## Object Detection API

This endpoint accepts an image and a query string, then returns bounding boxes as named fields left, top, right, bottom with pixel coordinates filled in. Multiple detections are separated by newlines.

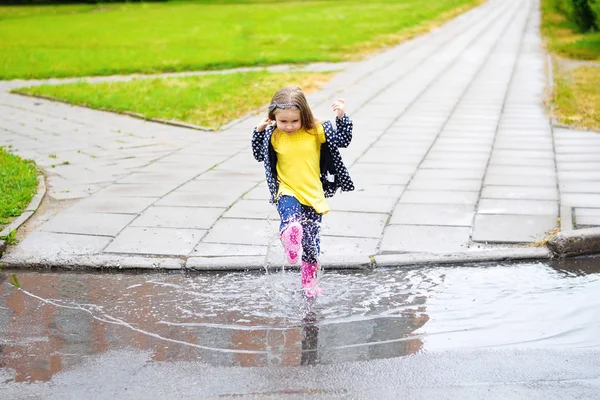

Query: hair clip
left=268, top=102, right=298, bottom=112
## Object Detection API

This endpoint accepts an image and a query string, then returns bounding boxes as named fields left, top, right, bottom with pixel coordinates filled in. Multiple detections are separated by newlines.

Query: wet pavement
left=1, top=259, right=600, bottom=398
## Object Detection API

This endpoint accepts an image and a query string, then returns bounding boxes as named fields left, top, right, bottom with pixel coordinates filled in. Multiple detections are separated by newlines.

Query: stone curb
left=547, top=227, right=600, bottom=258
left=0, top=247, right=556, bottom=271
left=0, top=174, right=46, bottom=255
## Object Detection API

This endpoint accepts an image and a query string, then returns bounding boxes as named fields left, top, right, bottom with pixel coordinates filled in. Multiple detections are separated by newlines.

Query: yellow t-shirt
left=271, top=124, right=329, bottom=214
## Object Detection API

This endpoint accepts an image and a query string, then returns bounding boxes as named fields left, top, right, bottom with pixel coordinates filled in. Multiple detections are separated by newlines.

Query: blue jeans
left=277, top=195, right=322, bottom=263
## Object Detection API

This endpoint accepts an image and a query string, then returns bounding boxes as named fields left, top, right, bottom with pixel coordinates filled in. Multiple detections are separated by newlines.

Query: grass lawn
left=553, top=66, right=600, bottom=130
left=0, top=0, right=483, bottom=79
left=541, top=0, right=600, bottom=131
left=16, top=71, right=335, bottom=129
left=0, top=147, right=38, bottom=235
left=541, top=0, right=600, bottom=60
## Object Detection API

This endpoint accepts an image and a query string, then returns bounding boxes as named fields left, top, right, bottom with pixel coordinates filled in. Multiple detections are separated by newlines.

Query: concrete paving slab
left=561, top=193, right=600, bottom=208
left=487, top=165, right=556, bottom=177
left=481, top=186, right=558, bottom=200
left=407, top=179, right=482, bottom=191
left=319, top=236, right=379, bottom=258
left=241, top=184, right=271, bottom=200
left=413, top=169, right=485, bottom=180
left=202, top=218, right=276, bottom=246
left=350, top=185, right=406, bottom=197
left=380, top=225, right=471, bottom=252
left=555, top=162, right=600, bottom=171
left=155, top=191, right=240, bottom=208
left=490, top=149, right=554, bottom=159
left=39, top=212, right=136, bottom=237
left=327, top=193, right=399, bottom=214
left=472, top=214, right=557, bottom=243
left=478, top=199, right=557, bottom=216
left=104, top=226, right=205, bottom=256
left=222, top=199, right=279, bottom=220
left=323, top=211, right=388, bottom=238
left=420, top=159, right=488, bottom=169
left=6, top=231, right=111, bottom=257
left=390, top=204, right=475, bottom=226
left=351, top=173, right=412, bottom=186
left=191, top=243, right=268, bottom=257
left=69, top=196, right=158, bottom=214
left=575, top=208, right=600, bottom=226
left=399, top=190, right=479, bottom=205
left=489, top=156, right=555, bottom=167
left=558, top=171, right=600, bottom=180
left=485, top=174, right=557, bottom=187
left=131, top=206, right=225, bottom=229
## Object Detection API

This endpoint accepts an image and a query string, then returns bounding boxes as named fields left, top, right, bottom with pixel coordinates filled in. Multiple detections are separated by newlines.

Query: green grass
left=0, top=147, right=38, bottom=232
left=541, top=0, right=600, bottom=60
left=0, top=0, right=482, bottom=79
left=16, top=71, right=335, bottom=129
left=541, top=0, right=600, bottom=131
left=553, top=65, right=600, bottom=130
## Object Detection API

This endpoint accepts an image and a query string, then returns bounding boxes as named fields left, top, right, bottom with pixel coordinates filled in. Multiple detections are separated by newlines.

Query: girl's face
left=274, top=108, right=302, bottom=134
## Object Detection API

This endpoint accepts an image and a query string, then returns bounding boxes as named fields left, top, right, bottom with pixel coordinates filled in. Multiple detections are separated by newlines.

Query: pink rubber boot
left=301, top=261, right=322, bottom=297
left=281, top=222, right=303, bottom=265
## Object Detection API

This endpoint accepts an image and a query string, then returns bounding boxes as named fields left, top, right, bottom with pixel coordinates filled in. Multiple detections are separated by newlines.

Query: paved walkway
left=1, top=0, right=599, bottom=269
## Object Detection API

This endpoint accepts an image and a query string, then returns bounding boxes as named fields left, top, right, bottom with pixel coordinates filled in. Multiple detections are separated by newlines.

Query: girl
left=251, top=86, right=354, bottom=296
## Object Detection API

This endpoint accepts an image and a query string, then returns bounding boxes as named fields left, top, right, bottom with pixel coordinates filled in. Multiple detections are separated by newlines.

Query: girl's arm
left=251, top=128, right=266, bottom=162
left=323, top=114, right=353, bottom=149
left=251, top=120, right=274, bottom=162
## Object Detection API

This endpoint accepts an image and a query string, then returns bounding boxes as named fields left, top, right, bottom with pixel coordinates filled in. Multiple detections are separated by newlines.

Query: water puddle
left=1, top=258, right=599, bottom=383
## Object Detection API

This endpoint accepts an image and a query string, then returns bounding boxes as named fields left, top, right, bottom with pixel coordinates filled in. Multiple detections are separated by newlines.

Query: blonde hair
left=268, top=86, right=316, bottom=131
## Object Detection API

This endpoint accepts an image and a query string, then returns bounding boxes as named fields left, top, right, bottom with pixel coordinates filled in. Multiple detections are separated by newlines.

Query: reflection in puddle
left=1, top=258, right=600, bottom=383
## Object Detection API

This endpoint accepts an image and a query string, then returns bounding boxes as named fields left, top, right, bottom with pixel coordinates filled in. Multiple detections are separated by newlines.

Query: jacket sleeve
left=251, top=128, right=266, bottom=162
left=323, top=114, right=353, bottom=149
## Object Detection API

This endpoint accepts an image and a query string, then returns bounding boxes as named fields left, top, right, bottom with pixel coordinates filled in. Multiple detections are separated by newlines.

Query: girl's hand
left=332, top=99, right=345, bottom=118
left=256, top=116, right=272, bottom=132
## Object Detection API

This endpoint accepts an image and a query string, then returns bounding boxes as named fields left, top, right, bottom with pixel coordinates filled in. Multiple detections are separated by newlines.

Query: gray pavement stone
left=70, top=196, right=158, bottom=214
left=556, top=162, right=600, bottom=171
left=6, top=231, right=111, bottom=257
left=95, top=183, right=179, bottom=198
left=407, top=179, right=482, bottom=191
left=472, top=214, right=557, bottom=243
left=327, top=193, right=399, bottom=214
left=399, top=190, right=479, bottom=205
left=320, top=236, right=379, bottom=258
left=202, top=218, right=276, bottom=246
left=413, top=169, right=486, bottom=180
left=104, top=226, right=205, bottom=256
left=561, top=193, right=600, bottom=208
left=485, top=174, right=557, bottom=187
left=478, top=199, right=557, bottom=216
left=222, top=199, right=279, bottom=220
left=131, top=206, right=225, bottom=229
left=191, top=243, right=268, bottom=257
left=39, top=212, right=136, bottom=237
left=489, top=155, right=555, bottom=167
left=575, top=208, right=600, bottom=226
left=487, top=165, right=556, bottom=177
left=481, top=186, right=558, bottom=200
left=351, top=173, right=411, bottom=186
left=558, top=171, right=600, bottom=180
left=380, top=225, right=471, bottom=252
left=323, top=211, right=388, bottom=238
left=155, top=191, right=239, bottom=208
left=390, top=204, right=475, bottom=226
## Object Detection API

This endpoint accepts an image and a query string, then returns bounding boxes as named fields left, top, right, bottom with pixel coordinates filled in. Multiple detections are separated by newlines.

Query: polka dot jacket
left=251, top=114, right=355, bottom=204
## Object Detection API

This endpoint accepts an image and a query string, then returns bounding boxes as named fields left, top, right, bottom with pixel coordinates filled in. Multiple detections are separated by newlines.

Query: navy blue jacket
left=251, top=115, right=355, bottom=204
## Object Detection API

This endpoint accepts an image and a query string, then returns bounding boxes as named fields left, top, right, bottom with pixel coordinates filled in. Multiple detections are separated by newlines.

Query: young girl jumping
left=251, top=86, right=354, bottom=296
